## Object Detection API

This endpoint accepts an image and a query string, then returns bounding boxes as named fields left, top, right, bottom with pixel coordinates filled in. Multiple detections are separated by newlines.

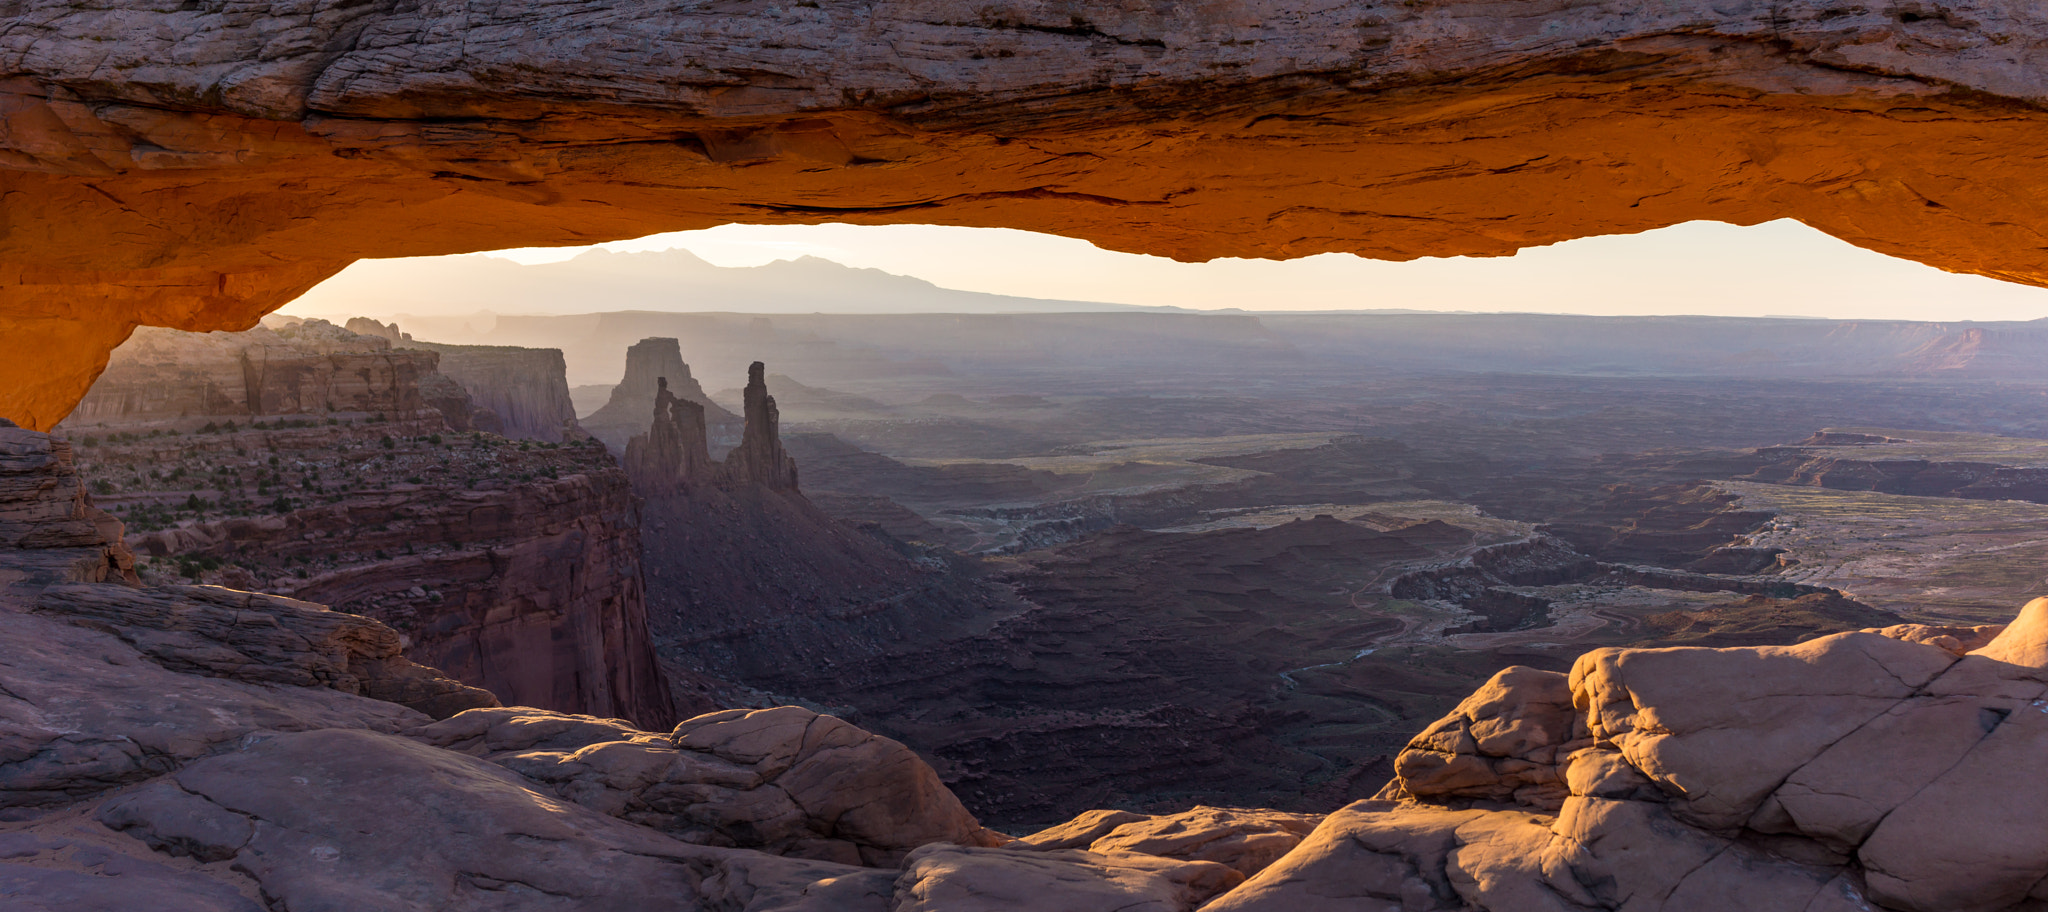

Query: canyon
left=55, top=319, right=675, bottom=729
left=10, top=0, right=2048, bottom=904
left=11, top=414, right=2048, bottom=910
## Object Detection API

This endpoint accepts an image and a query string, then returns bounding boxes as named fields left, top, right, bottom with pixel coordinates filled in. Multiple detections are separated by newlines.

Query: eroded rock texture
left=10, top=1, right=2048, bottom=425
left=1255, top=608, right=2048, bottom=912
left=29, top=582, right=499, bottom=719
left=0, top=428, right=134, bottom=597
left=66, top=321, right=437, bottom=425
left=15, top=414, right=2048, bottom=909
left=57, top=325, right=678, bottom=730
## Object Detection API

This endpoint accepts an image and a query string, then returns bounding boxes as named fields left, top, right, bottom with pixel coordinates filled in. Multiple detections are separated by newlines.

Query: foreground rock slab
left=418, top=704, right=1004, bottom=867
left=100, top=727, right=886, bottom=912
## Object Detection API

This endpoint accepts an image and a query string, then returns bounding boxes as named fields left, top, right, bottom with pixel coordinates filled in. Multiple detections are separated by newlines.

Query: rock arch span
left=6, top=0, right=2048, bottom=427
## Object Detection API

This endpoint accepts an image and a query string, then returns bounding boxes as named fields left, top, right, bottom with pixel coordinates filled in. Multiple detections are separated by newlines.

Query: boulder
left=412, top=704, right=1002, bottom=867
left=1969, top=596, right=2048, bottom=667
left=1572, top=632, right=1958, bottom=830
left=1201, top=801, right=1484, bottom=912
left=1392, top=665, right=1579, bottom=810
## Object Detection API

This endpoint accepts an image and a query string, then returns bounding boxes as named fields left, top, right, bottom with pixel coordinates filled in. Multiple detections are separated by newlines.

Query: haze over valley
left=51, top=244, right=2048, bottom=831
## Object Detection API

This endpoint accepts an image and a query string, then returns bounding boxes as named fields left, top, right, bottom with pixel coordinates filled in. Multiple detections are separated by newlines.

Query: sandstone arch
left=7, top=0, right=2048, bottom=428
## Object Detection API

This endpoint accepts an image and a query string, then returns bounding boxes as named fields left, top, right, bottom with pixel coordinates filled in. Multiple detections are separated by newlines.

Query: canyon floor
left=648, top=345, right=2048, bottom=828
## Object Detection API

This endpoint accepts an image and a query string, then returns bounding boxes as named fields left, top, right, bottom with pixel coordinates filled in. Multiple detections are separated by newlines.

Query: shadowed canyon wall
left=10, top=2, right=2048, bottom=425
left=60, top=321, right=677, bottom=729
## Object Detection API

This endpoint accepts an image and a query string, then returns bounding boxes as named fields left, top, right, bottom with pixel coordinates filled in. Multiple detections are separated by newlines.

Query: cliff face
left=108, top=430, right=679, bottom=729
left=0, top=427, right=136, bottom=598
left=584, top=338, right=742, bottom=454
left=66, top=321, right=440, bottom=425
left=134, top=470, right=676, bottom=728
left=64, top=323, right=679, bottom=729
left=404, top=340, right=586, bottom=443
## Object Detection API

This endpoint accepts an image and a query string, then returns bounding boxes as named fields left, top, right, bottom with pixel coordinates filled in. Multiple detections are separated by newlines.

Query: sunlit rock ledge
left=10, top=0, right=2048, bottom=425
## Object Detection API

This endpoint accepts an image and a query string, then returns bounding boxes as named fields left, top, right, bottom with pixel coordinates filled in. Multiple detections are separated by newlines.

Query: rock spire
left=624, top=376, right=713, bottom=493
left=625, top=361, right=798, bottom=496
left=718, top=362, right=800, bottom=492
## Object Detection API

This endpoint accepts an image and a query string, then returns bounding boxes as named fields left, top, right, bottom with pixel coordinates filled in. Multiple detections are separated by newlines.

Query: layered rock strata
left=15, top=2, right=2048, bottom=426
left=0, top=428, right=135, bottom=597
left=64, top=321, right=440, bottom=426
left=56, top=328, right=681, bottom=729
left=120, top=445, right=679, bottom=730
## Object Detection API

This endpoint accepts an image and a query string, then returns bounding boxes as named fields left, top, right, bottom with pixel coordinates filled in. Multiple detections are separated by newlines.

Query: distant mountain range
left=291, top=247, right=1195, bottom=317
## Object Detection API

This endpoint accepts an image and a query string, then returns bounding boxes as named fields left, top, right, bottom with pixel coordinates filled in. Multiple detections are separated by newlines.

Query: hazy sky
left=314, top=219, right=2048, bottom=321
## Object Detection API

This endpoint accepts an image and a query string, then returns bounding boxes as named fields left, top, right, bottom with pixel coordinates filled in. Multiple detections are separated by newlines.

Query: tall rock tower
left=624, top=376, right=713, bottom=492
left=717, top=361, right=799, bottom=492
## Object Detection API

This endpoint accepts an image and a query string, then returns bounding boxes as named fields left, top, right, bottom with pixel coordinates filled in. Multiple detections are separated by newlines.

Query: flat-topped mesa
left=399, top=338, right=586, bottom=443
left=583, top=339, right=739, bottom=453
left=718, top=361, right=800, bottom=493
left=62, top=320, right=443, bottom=428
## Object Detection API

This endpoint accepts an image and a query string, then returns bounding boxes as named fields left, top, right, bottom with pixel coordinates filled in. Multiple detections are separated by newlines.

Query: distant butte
left=13, top=3, right=2048, bottom=424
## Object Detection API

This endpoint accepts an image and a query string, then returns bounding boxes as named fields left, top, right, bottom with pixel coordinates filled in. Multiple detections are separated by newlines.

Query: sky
left=310, top=219, right=2048, bottom=321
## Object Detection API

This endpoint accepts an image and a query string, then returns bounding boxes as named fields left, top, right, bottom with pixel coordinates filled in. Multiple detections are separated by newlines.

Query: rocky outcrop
left=62, top=352, right=679, bottom=732
left=416, top=704, right=1005, bottom=867
left=1019, top=806, right=1322, bottom=880
left=1252, top=611, right=2048, bottom=912
left=625, top=376, right=716, bottom=492
left=30, top=582, right=499, bottom=720
left=402, top=338, right=587, bottom=443
left=0, top=428, right=135, bottom=597
left=585, top=338, right=740, bottom=453
left=894, top=844, right=1241, bottom=912
left=343, top=317, right=409, bottom=344
left=17, top=2, right=2048, bottom=427
left=132, top=464, right=679, bottom=730
left=720, top=361, right=801, bottom=492
left=90, top=727, right=905, bottom=912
